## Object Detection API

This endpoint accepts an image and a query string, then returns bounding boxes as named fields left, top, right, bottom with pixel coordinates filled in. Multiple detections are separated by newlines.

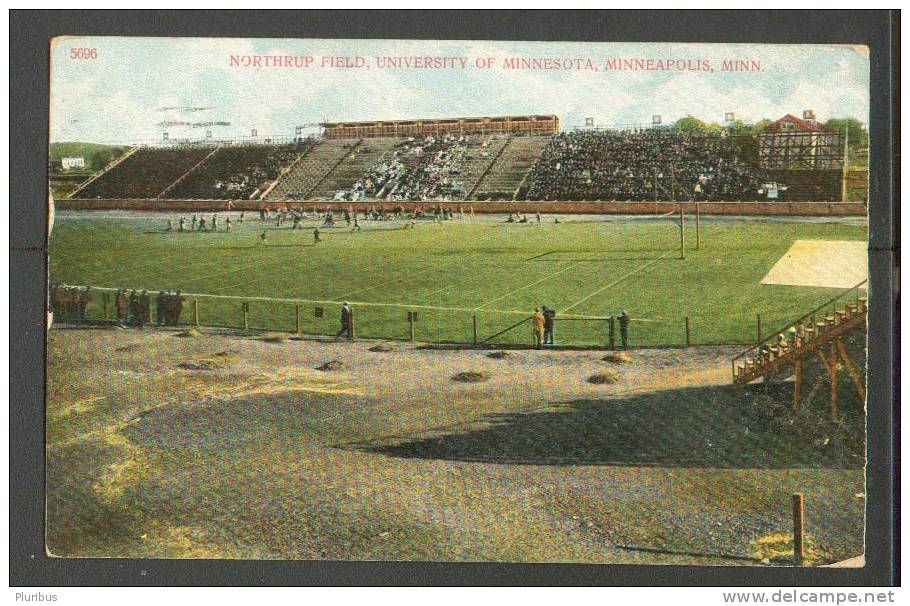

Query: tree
left=749, top=119, right=773, bottom=137
left=825, top=118, right=869, bottom=151
left=672, top=116, right=724, bottom=135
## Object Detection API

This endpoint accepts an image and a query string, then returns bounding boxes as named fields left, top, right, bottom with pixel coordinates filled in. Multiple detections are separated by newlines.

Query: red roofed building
left=767, top=111, right=833, bottom=133
left=760, top=110, right=843, bottom=169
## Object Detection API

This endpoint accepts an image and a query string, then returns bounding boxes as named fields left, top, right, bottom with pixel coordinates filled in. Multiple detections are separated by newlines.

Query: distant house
left=61, top=156, right=86, bottom=170
left=760, top=110, right=843, bottom=169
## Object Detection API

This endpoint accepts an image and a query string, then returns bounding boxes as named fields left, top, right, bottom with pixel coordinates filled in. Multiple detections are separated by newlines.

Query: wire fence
left=48, top=285, right=803, bottom=349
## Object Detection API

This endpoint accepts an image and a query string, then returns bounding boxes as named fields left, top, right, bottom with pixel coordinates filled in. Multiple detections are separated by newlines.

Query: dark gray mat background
left=10, top=9, right=897, bottom=586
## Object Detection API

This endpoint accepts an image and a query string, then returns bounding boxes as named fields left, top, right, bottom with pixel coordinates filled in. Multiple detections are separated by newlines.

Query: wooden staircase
left=732, top=280, right=867, bottom=419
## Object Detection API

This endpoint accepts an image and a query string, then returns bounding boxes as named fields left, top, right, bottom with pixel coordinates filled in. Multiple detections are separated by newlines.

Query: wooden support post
left=472, top=314, right=478, bottom=345
left=841, top=127, right=849, bottom=203
left=794, top=358, right=803, bottom=412
left=193, top=299, right=199, bottom=326
left=654, top=168, right=658, bottom=202
left=679, top=205, right=685, bottom=259
left=684, top=316, right=691, bottom=347
left=103, top=293, right=110, bottom=321
left=695, top=202, right=701, bottom=250
left=608, top=316, right=616, bottom=350
left=242, top=302, right=249, bottom=330
left=792, top=493, right=805, bottom=566
left=829, top=340, right=839, bottom=421
left=670, top=167, right=676, bottom=201
left=408, top=313, right=415, bottom=342
left=295, top=304, right=301, bottom=335
left=836, top=339, right=866, bottom=401
left=350, top=312, right=356, bottom=339
left=757, top=313, right=762, bottom=343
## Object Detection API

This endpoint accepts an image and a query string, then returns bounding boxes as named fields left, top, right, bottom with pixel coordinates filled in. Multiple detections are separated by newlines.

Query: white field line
left=559, top=251, right=675, bottom=313
left=329, top=265, right=440, bottom=300
left=58, top=223, right=273, bottom=287
left=86, top=285, right=613, bottom=320
left=473, top=261, right=585, bottom=310
left=208, top=243, right=387, bottom=294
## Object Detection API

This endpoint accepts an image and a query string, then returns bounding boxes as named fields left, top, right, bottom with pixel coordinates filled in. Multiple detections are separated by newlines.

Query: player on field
left=179, top=217, right=186, bottom=232
left=259, top=230, right=268, bottom=245
left=313, top=227, right=321, bottom=244
left=225, top=216, right=232, bottom=232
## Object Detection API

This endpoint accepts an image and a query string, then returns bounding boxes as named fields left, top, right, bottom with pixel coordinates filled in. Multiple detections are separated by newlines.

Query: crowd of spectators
left=524, top=130, right=767, bottom=201
left=333, top=134, right=499, bottom=202
left=210, top=146, right=300, bottom=200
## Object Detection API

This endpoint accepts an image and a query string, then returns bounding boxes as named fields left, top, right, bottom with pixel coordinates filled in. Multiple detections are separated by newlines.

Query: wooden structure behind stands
left=321, top=115, right=559, bottom=139
left=732, top=280, right=867, bottom=420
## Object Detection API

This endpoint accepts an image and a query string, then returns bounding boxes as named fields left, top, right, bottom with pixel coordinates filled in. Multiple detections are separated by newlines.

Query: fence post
left=472, top=314, right=478, bottom=345
left=679, top=205, right=686, bottom=260
left=608, top=316, right=616, bottom=350
left=193, top=299, right=199, bottom=326
left=350, top=312, right=356, bottom=339
left=103, top=293, right=110, bottom=321
left=685, top=316, right=691, bottom=347
left=695, top=202, right=701, bottom=250
left=242, top=302, right=249, bottom=330
left=792, top=493, right=805, bottom=566
left=295, top=304, right=301, bottom=335
left=408, top=312, right=415, bottom=342
left=756, top=313, right=762, bottom=343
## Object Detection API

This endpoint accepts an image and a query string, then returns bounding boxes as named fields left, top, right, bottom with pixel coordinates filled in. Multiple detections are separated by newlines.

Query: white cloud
left=49, top=38, right=869, bottom=143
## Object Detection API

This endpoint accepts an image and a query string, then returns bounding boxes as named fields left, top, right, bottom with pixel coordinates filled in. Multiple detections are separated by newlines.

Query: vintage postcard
left=46, top=37, right=869, bottom=566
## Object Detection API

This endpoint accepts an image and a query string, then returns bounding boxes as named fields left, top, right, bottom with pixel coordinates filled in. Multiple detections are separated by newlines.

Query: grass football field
left=49, top=212, right=868, bottom=347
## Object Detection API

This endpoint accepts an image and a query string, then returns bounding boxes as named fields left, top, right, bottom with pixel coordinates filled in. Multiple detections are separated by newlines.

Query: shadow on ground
left=350, top=384, right=863, bottom=470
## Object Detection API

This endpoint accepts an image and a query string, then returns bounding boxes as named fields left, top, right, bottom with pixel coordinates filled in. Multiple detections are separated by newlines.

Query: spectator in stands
left=525, top=129, right=765, bottom=202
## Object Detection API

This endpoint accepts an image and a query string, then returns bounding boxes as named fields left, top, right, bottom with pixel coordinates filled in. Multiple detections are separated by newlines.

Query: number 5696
left=69, top=47, right=97, bottom=60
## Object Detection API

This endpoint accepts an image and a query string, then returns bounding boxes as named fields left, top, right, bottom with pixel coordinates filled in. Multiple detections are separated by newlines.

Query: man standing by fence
left=337, top=302, right=353, bottom=340
left=532, top=308, right=545, bottom=349
left=543, top=305, right=556, bottom=345
left=619, top=310, right=631, bottom=349
left=115, top=289, right=128, bottom=325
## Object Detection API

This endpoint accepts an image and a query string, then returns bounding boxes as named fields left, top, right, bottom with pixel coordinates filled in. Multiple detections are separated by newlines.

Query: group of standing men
left=532, top=308, right=631, bottom=349
left=113, top=289, right=185, bottom=328
left=532, top=306, right=557, bottom=348
left=50, top=285, right=94, bottom=319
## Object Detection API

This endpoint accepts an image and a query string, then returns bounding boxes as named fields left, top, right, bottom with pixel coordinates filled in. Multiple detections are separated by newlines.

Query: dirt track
left=45, top=326, right=865, bottom=564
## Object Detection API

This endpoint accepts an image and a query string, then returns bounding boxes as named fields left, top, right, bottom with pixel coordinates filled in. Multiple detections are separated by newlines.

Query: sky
left=49, top=37, right=870, bottom=144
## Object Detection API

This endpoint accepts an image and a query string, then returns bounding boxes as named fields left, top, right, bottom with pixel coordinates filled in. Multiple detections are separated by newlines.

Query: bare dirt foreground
left=46, top=326, right=864, bottom=565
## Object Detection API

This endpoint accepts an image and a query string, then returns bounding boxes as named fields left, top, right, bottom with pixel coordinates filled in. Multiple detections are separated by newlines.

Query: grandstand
left=473, top=135, right=552, bottom=200
left=61, top=113, right=863, bottom=205
left=265, top=138, right=358, bottom=201
left=162, top=144, right=301, bottom=200
left=71, top=147, right=214, bottom=199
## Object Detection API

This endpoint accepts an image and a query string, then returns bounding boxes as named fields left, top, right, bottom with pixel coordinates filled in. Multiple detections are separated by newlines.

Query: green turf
left=49, top=213, right=868, bottom=346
